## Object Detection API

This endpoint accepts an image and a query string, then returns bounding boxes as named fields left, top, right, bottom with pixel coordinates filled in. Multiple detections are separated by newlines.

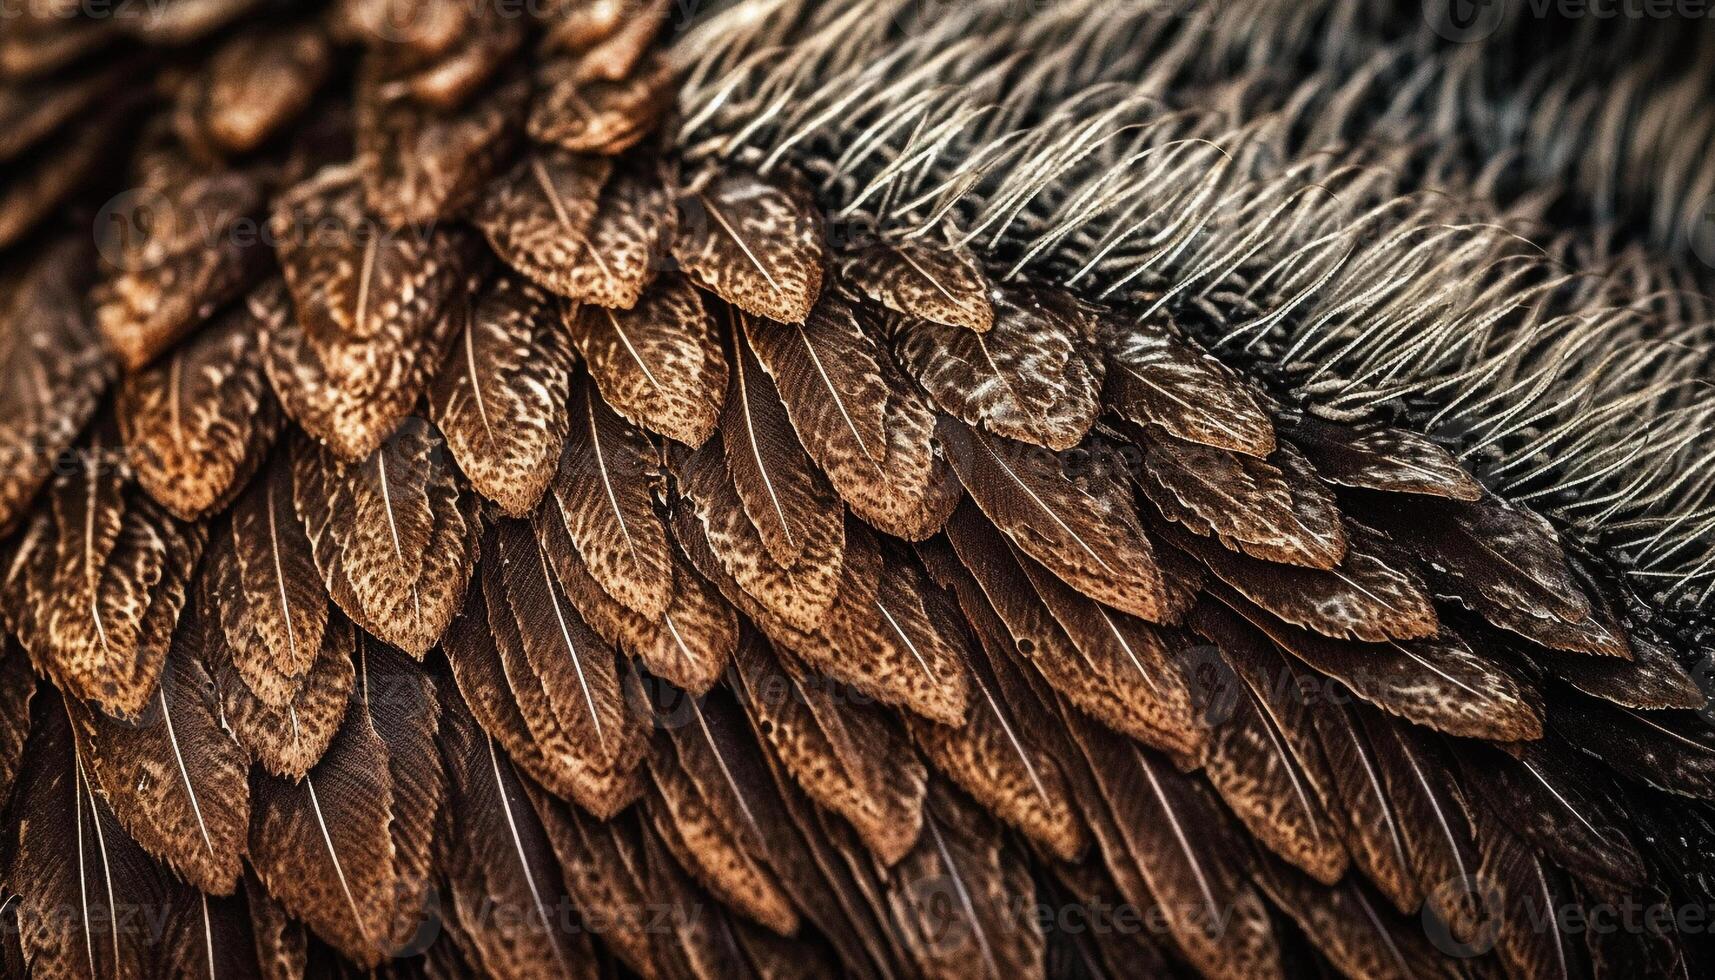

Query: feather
left=172, top=23, right=331, bottom=156
left=1186, top=602, right=1350, bottom=885
left=1456, top=739, right=1645, bottom=889
left=385, top=6, right=525, bottom=110
left=673, top=164, right=828, bottom=324
left=1539, top=627, right=1704, bottom=710
left=118, top=292, right=283, bottom=520
left=0, top=637, right=35, bottom=807
left=355, top=50, right=526, bottom=226
left=1281, top=413, right=1482, bottom=501
left=1212, top=584, right=1543, bottom=741
left=747, top=285, right=960, bottom=540
left=218, top=454, right=328, bottom=706
left=904, top=557, right=1087, bottom=861
left=266, top=167, right=484, bottom=459
left=528, top=50, right=673, bottom=156
left=438, top=688, right=598, bottom=980
left=674, top=412, right=844, bottom=634
left=292, top=419, right=479, bottom=658
left=720, top=312, right=845, bottom=569
left=896, top=284, right=1100, bottom=451
left=93, top=169, right=267, bottom=370
left=4, top=428, right=206, bottom=721
left=570, top=271, right=727, bottom=447
left=0, top=236, right=114, bottom=535
left=552, top=164, right=677, bottom=309
left=645, top=739, right=802, bottom=936
left=247, top=640, right=443, bottom=967
left=1165, top=520, right=1438, bottom=644
left=1135, top=428, right=1347, bottom=570
left=730, top=631, right=927, bottom=865
left=1464, top=796, right=1586, bottom=980
left=243, top=872, right=308, bottom=980
left=933, top=511, right=1201, bottom=760
left=1252, top=857, right=1459, bottom=980
left=474, top=148, right=612, bottom=300
left=1100, top=312, right=1275, bottom=457
left=1058, top=705, right=1284, bottom=980
left=429, top=274, right=574, bottom=517
left=843, top=239, right=994, bottom=333
left=939, top=418, right=1172, bottom=623
left=543, top=373, right=673, bottom=620
left=7, top=706, right=206, bottom=978
left=536, top=503, right=737, bottom=696
left=206, top=604, right=356, bottom=780
left=1551, top=697, right=1715, bottom=800
left=71, top=628, right=250, bottom=896
left=486, top=519, right=648, bottom=817
left=334, top=0, right=466, bottom=54
left=1370, top=492, right=1626, bottom=657
left=883, top=781, right=1046, bottom=980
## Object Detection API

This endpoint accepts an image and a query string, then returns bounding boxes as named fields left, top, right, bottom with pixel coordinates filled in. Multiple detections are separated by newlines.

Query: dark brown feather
left=117, top=292, right=282, bottom=520
left=172, top=24, right=330, bottom=157
left=474, top=148, right=613, bottom=299
left=292, top=420, right=478, bottom=657
left=528, top=51, right=674, bottom=156
left=429, top=274, right=574, bottom=517
left=897, top=284, right=1100, bottom=451
left=1252, top=857, right=1459, bottom=980
left=206, top=603, right=356, bottom=780
left=1551, top=697, right=1715, bottom=800
left=71, top=629, right=250, bottom=896
left=0, top=637, right=36, bottom=807
left=674, top=165, right=828, bottom=324
left=1281, top=413, right=1482, bottom=501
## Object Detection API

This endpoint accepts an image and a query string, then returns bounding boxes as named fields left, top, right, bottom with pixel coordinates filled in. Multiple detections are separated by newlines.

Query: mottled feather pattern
left=0, top=6, right=1709, bottom=980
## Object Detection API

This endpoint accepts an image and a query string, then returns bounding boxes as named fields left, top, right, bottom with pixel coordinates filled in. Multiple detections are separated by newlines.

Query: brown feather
left=730, top=632, right=927, bottom=865
left=3, top=429, right=205, bottom=721
left=843, top=239, right=994, bottom=333
left=429, top=273, right=574, bottom=517
left=474, top=148, right=613, bottom=299
left=266, top=166, right=484, bottom=459
left=570, top=271, right=727, bottom=446
left=93, top=168, right=267, bottom=370
left=1252, top=857, right=1459, bottom=980
left=0, top=236, right=114, bottom=536
left=0, top=637, right=36, bottom=807
left=552, top=164, right=677, bottom=310
left=218, top=455, right=328, bottom=706
left=355, top=49, right=525, bottom=226
left=1550, top=697, right=1715, bottom=800
left=243, top=871, right=308, bottom=980
left=747, top=285, right=960, bottom=540
left=940, top=417, right=1173, bottom=623
left=71, top=628, right=250, bottom=896
left=486, top=519, right=648, bottom=817
left=1100, top=312, right=1275, bottom=457
left=674, top=165, right=828, bottom=324
left=292, top=420, right=478, bottom=658
left=528, top=50, right=673, bottom=156
left=438, top=689, right=598, bottom=979
left=118, top=291, right=282, bottom=520
left=536, top=503, right=737, bottom=696
left=1282, top=413, right=1482, bottom=501
left=206, top=603, right=356, bottom=780
left=172, top=24, right=330, bottom=157
left=544, top=373, right=673, bottom=619
left=896, top=284, right=1100, bottom=450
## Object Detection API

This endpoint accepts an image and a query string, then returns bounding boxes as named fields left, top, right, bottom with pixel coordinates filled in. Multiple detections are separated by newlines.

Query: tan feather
left=292, top=420, right=478, bottom=657
left=118, top=292, right=282, bottom=520
left=843, top=239, right=994, bottom=333
left=674, top=165, right=828, bottom=324
left=430, top=274, right=575, bottom=517
left=206, top=604, right=356, bottom=780
left=570, top=271, right=726, bottom=446
left=896, top=284, right=1100, bottom=450
left=528, top=50, right=673, bottom=156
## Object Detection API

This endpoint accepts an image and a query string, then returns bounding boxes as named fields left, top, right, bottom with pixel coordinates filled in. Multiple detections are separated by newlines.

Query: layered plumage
left=0, top=1, right=1712, bottom=978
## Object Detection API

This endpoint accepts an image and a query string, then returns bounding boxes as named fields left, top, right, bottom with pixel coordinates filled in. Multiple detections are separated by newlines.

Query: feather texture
left=674, top=165, right=827, bottom=324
